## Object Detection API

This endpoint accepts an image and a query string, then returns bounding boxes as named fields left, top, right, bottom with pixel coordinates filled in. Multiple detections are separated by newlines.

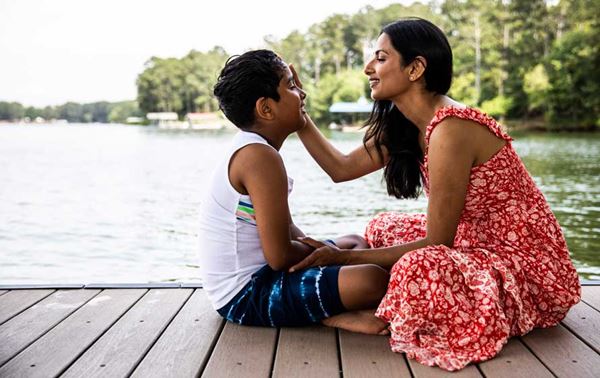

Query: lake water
left=1, top=124, right=598, bottom=283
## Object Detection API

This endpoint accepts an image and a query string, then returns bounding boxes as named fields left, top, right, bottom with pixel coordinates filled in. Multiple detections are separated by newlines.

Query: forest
left=1, top=0, right=597, bottom=130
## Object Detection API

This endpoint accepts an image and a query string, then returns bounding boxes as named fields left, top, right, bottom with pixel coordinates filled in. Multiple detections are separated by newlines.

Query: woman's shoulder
left=426, top=106, right=511, bottom=146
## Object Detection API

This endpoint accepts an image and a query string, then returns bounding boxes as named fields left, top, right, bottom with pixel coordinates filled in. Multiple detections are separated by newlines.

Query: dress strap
left=425, top=106, right=513, bottom=147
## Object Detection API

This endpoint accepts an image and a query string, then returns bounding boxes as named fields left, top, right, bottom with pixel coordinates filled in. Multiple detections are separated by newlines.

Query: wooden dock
left=0, top=283, right=598, bottom=377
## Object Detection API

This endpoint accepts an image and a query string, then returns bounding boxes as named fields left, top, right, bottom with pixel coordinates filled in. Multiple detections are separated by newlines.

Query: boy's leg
left=322, top=310, right=388, bottom=335
left=333, top=234, right=369, bottom=249
left=320, top=264, right=389, bottom=335
left=338, top=264, right=388, bottom=310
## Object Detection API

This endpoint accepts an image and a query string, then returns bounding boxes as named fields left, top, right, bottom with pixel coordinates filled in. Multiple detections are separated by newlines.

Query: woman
left=291, top=18, right=581, bottom=371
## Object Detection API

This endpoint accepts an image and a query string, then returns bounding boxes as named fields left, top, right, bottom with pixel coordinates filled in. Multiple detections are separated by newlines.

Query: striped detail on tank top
left=236, top=200, right=256, bottom=225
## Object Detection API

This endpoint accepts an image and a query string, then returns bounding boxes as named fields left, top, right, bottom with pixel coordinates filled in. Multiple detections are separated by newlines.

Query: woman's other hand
left=289, top=237, right=349, bottom=272
left=289, top=64, right=303, bottom=89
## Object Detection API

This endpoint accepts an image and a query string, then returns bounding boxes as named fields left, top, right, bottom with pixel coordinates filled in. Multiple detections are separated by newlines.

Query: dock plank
left=408, top=358, right=482, bottom=377
left=272, top=326, right=339, bottom=377
left=202, top=323, right=277, bottom=378
left=521, top=324, right=600, bottom=378
left=0, top=289, right=55, bottom=325
left=132, top=290, right=224, bottom=378
left=561, top=300, right=600, bottom=353
left=0, top=289, right=98, bottom=366
left=339, top=330, right=411, bottom=378
left=478, top=338, right=552, bottom=377
left=60, top=289, right=192, bottom=378
left=0, top=286, right=597, bottom=377
left=581, top=286, right=600, bottom=312
left=0, top=289, right=146, bottom=378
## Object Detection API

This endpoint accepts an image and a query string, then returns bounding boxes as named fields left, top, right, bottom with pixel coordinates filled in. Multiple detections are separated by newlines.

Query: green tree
left=523, top=64, right=550, bottom=115
left=504, top=0, right=552, bottom=117
left=0, top=102, right=24, bottom=120
left=545, top=23, right=599, bottom=129
left=305, top=69, right=367, bottom=123
left=108, top=101, right=141, bottom=123
left=136, top=57, right=185, bottom=115
left=136, top=47, right=228, bottom=117
left=57, top=102, right=84, bottom=122
left=265, top=31, right=311, bottom=76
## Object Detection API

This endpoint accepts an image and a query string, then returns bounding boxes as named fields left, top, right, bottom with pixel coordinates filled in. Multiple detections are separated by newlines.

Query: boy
left=199, top=50, right=388, bottom=333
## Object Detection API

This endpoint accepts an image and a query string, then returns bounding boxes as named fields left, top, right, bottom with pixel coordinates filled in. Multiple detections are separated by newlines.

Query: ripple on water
left=0, top=126, right=598, bottom=282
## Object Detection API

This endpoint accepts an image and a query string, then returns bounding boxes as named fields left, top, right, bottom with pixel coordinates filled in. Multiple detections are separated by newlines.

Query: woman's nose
left=364, top=58, right=374, bottom=75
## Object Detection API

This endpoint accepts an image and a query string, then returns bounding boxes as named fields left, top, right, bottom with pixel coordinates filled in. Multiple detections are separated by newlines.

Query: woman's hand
left=289, top=237, right=349, bottom=272
left=289, top=64, right=303, bottom=89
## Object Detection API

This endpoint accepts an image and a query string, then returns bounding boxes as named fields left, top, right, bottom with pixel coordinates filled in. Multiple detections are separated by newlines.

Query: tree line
left=135, top=0, right=598, bottom=130
left=2, top=0, right=597, bottom=129
left=0, top=100, right=141, bottom=123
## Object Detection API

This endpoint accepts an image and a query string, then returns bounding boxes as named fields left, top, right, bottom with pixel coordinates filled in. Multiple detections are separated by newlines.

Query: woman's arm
left=231, top=144, right=314, bottom=271
left=290, top=65, right=387, bottom=182
left=291, top=118, right=475, bottom=271
left=297, top=116, right=387, bottom=182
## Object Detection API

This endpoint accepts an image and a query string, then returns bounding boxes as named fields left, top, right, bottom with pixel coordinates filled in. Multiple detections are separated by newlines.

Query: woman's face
left=364, top=33, right=411, bottom=101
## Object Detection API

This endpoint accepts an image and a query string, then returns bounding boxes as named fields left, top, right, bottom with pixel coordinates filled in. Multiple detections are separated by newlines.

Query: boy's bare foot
left=322, top=310, right=389, bottom=335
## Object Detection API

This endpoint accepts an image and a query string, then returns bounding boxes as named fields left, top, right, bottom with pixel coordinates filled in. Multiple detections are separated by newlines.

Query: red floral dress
left=366, top=106, right=581, bottom=371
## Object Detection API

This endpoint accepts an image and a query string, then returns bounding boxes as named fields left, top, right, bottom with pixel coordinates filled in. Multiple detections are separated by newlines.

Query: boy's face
left=272, top=64, right=307, bottom=132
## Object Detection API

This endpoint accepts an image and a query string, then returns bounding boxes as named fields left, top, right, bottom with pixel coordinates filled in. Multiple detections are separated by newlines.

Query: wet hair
left=364, top=17, right=453, bottom=199
left=213, top=49, right=287, bottom=129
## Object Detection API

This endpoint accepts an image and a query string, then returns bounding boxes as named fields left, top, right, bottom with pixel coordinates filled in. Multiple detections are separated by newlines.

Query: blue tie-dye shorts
left=217, top=264, right=345, bottom=327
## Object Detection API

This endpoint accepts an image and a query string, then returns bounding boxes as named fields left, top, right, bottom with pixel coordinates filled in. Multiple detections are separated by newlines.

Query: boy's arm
left=290, top=222, right=305, bottom=239
left=231, top=144, right=313, bottom=271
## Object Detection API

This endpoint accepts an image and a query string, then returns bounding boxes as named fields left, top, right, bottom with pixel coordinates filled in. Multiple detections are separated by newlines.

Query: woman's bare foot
left=322, top=309, right=389, bottom=335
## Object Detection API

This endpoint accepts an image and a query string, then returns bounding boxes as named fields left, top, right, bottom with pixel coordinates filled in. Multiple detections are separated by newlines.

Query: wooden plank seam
left=0, top=290, right=56, bottom=327
left=127, top=288, right=197, bottom=375
left=52, top=289, right=150, bottom=377
left=517, top=335, right=560, bottom=376
left=560, top=302, right=600, bottom=354
left=0, top=289, right=101, bottom=370
left=122, top=289, right=195, bottom=377
left=199, top=313, right=227, bottom=374
left=267, top=327, right=281, bottom=377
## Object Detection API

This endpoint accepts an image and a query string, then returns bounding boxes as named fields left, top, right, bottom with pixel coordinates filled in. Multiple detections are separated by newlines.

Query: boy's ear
left=255, top=97, right=274, bottom=120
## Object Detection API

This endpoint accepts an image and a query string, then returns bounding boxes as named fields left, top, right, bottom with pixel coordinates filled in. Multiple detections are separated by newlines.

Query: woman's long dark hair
left=364, top=18, right=453, bottom=199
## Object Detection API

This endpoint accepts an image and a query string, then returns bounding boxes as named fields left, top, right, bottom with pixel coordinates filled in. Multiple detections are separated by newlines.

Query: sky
left=0, top=0, right=410, bottom=107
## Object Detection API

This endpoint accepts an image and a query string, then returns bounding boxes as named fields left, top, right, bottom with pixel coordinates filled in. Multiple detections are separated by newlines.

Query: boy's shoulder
left=232, top=142, right=284, bottom=171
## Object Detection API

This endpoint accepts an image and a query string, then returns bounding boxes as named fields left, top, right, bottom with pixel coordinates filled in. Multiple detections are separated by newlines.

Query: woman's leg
left=365, top=212, right=427, bottom=248
left=321, top=264, right=389, bottom=335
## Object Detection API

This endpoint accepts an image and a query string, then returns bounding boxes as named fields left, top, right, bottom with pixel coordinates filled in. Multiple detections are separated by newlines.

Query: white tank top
left=198, top=131, right=293, bottom=309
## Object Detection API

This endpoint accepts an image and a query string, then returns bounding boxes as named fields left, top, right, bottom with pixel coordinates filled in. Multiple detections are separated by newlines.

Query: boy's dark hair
left=213, top=49, right=286, bottom=129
